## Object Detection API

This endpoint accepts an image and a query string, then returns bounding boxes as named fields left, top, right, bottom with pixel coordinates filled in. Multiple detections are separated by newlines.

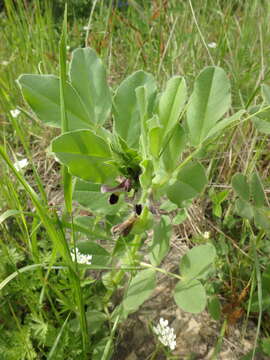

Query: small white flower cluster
left=153, top=317, right=176, bottom=351
left=208, top=42, right=217, bottom=48
left=14, top=158, right=28, bottom=171
left=70, top=247, right=92, bottom=265
left=10, top=109, right=21, bottom=118
left=203, top=231, right=210, bottom=239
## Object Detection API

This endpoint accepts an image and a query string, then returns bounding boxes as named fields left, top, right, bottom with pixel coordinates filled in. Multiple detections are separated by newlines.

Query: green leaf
left=136, top=85, right=157, bottom=157
left=250, top=98, right=270, bottom=134
left=76, top=241, right=111, bottom=266
left=172, top=210, right=187, bottom=225
left=235, top=198, right=254, bottom=220
left=110, top=135, right=141, bottom=178
left=251, top=172, right=266, bottom=207
left=254, top=208, right=270, bottom=231
left=131, top=207, right=153, bottom=235
left=86, top=310, right=107, bottom=335
left=113, top=70, right=156, bottom=149
left=92, top=337, right=113, bottom=360
left=159, top=199, right=178, bottom=212
left=231, top=173, right=250, bottom=202
left=149, top=216, right=172, bottom=266
left=139, top=159, right=153, bottom=189
left=69, top=48, right=111, bottom=126
left=73, top=216, right=109, bottom=240
left=158, top=76, right=187, bottom=139
left=186, top=66, right=231, bottom=146
left=51, top=129, right=117, bottom=183
left=205, top=110, right=245, bottom=140
left=122, top=269, right=156, bottom=316
left=210, top=189, right=229, bottom=218
left=252, top=117, right=270, bottom=134
left=174, top=279, right=207, bottom=313
left=47, top=313, right=70, bottom=360
left=180, top=243, right=216, bottom=281
left=213, top=203, right=222, bottom=218
left=167, top=161, right=207, bottom=207
left=211, top=189, right=229, bottom=204
left=17, top=74, right=92, bottom=130
left=0, top=264, right=43, bottom=291
left=0, top=209, right=20, bottom=224
left=147, top=115, right=162, bottom=158
left=161, top=124, right=186, bottom=173
left=73, top=180, right=127, bottom=215
left=111, top=236, right=128, bottom=258
left=208, top=296, right=221, bottom=321
left=262, top=337, right=270, bottom=356
left=262, top=83, right=270, bottom=104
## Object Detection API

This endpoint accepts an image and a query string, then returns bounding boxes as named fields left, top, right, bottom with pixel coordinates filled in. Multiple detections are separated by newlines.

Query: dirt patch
left=113, top=242, right=269, bottom=360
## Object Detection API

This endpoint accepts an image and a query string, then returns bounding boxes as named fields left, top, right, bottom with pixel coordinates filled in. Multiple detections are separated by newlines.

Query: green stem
left=246, top=222, right=262, bottom=360
left=156, top=146, right=202, bottom=188
left=104, top=234, right=144, bottom=302
left=211, top=319, right=227, bottom=360
left=174, top=147, right=201, bottom=174
left=140, top=262, right=182, bottom=280
left=105, top=189, right=150, bottom=301
left=101, top=315, right=120, bottom=360
left=149, top=343, right=162, bottom=360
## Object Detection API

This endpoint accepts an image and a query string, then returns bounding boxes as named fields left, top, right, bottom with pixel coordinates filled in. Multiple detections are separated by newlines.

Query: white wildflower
left=1, top=60, right=9, bottom=66
left=10, top=109, right=21, bottom=118
left=153, top=317, right=176, bottom=351
left=203, top=231, right=210, bottom=239
left=70, top=247, right=92, bottom=265
left=66, top=45, right=70, bottom=51
left=14, top=158, right=28, bottom=171
left=83, top=25, right=90, bottom=31
left=208, top=42, right=217, bottom=48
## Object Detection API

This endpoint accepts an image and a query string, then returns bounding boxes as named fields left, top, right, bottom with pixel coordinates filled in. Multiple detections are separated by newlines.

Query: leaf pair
left=174, top=243, right=216, bottom=313
left=186, top=67, right=244, bottom=146
left=113, top=70, right=156, bottom=150
left=18, top=48, right=111, bottom=130
left=119, top=243, right=216, bottom=318
left=18, top=48, right=118, bottom=183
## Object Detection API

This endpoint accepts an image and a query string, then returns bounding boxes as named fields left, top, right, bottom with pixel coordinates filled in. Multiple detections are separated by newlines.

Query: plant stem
left=140, top=262, right=182, bottom=280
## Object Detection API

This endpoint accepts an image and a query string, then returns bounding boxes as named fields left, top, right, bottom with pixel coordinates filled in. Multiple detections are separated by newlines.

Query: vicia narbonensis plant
left=17, top=45, right=245, bottom=348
